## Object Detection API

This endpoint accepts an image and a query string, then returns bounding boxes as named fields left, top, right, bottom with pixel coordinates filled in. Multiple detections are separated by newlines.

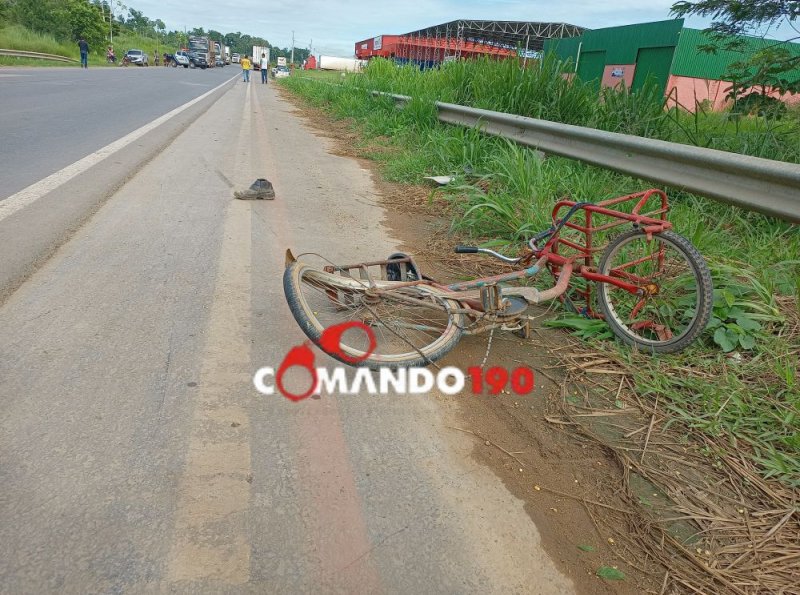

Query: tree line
left=0, top=0, right=310, bottom=64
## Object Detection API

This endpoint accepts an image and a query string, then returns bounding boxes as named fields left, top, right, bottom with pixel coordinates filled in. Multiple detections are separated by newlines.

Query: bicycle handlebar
left=454, top=246, right=521, bottom=264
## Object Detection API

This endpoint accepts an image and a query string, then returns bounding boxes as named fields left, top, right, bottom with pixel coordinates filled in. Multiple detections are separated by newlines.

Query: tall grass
left=356, top=56, right=800, bottom=162
left=0, top=23, right=170, bottom=66
left=0, top=24, right=75, bottom=56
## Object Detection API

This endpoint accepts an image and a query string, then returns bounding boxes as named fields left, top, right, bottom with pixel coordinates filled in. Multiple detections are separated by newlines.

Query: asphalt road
left=0, top=65, right=235, bottom=200
left=0, top=70, right=575, bottom=593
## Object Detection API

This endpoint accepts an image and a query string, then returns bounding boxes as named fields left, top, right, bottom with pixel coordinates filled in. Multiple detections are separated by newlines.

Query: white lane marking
left=0, top=74, right=240, bottom=223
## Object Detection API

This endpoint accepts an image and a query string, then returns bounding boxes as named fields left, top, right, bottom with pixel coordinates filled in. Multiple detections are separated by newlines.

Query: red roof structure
left=356, top=20, right=585, bottom=66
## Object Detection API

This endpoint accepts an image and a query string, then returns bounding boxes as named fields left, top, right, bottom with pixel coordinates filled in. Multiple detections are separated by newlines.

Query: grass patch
left=0, top=24, right=74, bottom=55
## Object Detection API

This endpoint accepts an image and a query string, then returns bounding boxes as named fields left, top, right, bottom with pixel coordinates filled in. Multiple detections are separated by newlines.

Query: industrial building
left=544, top=19, right=800, bottom=110
left=355, top=20, right=585, bottom=68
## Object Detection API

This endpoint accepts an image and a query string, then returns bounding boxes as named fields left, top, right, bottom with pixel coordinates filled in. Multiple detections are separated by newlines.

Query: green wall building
left=544, top=19, right=800, bottom=110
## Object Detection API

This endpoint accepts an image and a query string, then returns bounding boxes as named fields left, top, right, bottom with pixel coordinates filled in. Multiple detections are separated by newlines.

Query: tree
left=671, top=1, right=799, bottom=38
left=63, top=0, right=105, bottom=46
left=11, top=0, right=104, bottom=48
left=127, top=8, right=153, bottom=35
left=671, top=1, right=800, bottom=96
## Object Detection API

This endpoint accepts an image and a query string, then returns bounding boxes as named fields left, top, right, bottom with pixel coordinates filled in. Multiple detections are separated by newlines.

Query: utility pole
left=290, top=30, right=295, bottom=66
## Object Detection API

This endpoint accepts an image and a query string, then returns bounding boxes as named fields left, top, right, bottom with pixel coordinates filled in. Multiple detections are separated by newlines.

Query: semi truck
left=224, top=45, right=231, bottom=64
left=252, top=45, right=269, bottom=70
left=318, top=55, right=367, bottom=72
left=213, top=41, right=222, bottom=66
left=188, top=36, right=214, bottom=67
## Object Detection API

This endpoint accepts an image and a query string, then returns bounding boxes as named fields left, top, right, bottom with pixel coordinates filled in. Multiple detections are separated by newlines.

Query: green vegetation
left=672, top=0, right=800, bottom=98
left=0, top=24, right=79, bottom=65
left=282, top=58, right=799, bottom=486
left=0, top=0, right=309, bottom=66
left=0, top=23, right=76, bottom=55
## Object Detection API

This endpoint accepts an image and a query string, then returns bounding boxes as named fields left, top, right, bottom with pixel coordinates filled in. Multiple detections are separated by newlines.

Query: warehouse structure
left=355, top=20, right=585, bottom=68
left=544, top=19, right=800, bottom=110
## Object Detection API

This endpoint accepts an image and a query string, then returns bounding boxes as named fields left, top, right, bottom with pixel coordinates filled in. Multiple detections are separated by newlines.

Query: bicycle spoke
left=601, top=233, right=701, bottom=345
left=298, top=275, right=453, bottom=358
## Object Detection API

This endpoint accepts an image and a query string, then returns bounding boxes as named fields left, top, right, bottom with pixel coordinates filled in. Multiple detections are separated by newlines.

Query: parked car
left=173, top=51, right=190, bottom=68
left=273, top=65, right=290, bottom=78
left=125, top=49, right=148, bottom=66
left=231, top=53, right=240, bottom=64
left=215, top=57, right=224, bottom=67
left=187, top=51, right=208, bottom=69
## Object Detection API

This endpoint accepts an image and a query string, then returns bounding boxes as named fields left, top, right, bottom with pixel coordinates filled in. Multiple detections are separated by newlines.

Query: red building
left=355, top=35, right=402, bottom=60
left=355, top=20, right=585, bottom=67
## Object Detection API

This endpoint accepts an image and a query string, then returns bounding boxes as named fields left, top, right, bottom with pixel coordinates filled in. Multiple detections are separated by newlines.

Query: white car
left=173, top=51, right=190, bottom=68
left=273, top=65, right=290, bottom=78
left=125, top=49, right=148, bottom=66
left=231, top=53, right=240, bottom=64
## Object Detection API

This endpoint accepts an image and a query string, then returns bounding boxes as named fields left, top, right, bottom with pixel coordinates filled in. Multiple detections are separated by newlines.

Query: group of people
left=78, top=38, right=118, bottom=67
left=77, top=38, right=161, bottom=67
left=80, top=39, right=271, bottom=78
left=240, top=53, right=270, bottom=84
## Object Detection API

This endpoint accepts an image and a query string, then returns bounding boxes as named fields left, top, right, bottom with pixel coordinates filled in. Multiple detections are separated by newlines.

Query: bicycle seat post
left=480, top=284, right=503, bottom=313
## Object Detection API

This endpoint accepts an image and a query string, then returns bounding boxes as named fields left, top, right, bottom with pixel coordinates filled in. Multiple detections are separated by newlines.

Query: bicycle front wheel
left=597, top=230, right=712, bottom=353
left=284, top=261, right=464, bottom=369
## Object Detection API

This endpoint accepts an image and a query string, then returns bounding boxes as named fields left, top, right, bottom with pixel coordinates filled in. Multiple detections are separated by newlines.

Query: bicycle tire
left=596, top=229, right=712, bottom=353
left=283, top=261, right=465, bottom=369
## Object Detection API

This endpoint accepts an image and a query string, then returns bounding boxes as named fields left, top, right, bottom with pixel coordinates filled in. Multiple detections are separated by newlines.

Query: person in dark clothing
left=78, top=38, right=89, bottom=68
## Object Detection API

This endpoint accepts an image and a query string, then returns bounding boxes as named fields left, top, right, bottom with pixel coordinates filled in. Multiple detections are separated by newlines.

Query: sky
left=118, top=0, right=798, bottom=57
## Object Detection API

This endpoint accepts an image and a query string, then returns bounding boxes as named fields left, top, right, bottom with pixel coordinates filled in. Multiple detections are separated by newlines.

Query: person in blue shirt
left=78, top=38, right=89, bottom=69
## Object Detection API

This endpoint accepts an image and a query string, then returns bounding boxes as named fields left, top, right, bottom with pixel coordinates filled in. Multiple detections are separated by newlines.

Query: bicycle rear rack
left=323, top=254, right=423, bottom=286
left=546, top=189, right=670, bottom=317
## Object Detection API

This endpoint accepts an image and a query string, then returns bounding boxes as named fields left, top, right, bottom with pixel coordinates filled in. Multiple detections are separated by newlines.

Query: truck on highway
left=318, top=55, right=367, bottom=72
left=188, top=36, right=214, bottom=67
left=224, top=45, right=231, bottom=64
left=252, top=45, right=269, bottom=70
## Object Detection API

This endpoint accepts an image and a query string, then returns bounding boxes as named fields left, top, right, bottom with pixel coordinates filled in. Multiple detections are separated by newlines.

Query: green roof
left=544, top=19, right=683, bottom=64
left=673, top=28, right=800, bottom=82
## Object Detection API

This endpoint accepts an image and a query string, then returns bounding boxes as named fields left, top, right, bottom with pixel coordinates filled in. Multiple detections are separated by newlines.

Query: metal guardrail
left=0, top=49, right=78, bottom=63
left=372, top=91, right=800, bottom=223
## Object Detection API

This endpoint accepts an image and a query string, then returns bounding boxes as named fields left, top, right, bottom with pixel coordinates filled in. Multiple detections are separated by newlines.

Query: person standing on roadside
left=78, top=37, right=89, bottom=69
left=260, top=52, right=269, bottom=84
left=241, top=55, right=251, bottom=82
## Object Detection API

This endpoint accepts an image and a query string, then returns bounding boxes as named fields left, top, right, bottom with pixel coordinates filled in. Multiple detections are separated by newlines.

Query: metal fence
left=0, top=49, right=77, bottom=63
left=373, top=91, right=800, bottom=223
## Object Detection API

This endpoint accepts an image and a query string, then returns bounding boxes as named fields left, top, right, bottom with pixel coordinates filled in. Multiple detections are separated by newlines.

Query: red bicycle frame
left=536, top=189, right=671, bottom=317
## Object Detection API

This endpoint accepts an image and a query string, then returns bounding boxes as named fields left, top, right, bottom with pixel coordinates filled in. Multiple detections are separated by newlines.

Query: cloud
left=122, top=0, right=795, bottom=57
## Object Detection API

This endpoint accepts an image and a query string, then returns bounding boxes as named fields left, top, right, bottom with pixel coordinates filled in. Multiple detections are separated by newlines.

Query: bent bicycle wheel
left=284, top=261, right=464, bottom=369
left=597, top=230, right=712, bottom=353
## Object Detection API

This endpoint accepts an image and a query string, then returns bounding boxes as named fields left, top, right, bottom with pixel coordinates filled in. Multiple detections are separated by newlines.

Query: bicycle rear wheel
left=283, top=261, right=464, bottom=369
left=597, top=230, right=712, bottom=353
